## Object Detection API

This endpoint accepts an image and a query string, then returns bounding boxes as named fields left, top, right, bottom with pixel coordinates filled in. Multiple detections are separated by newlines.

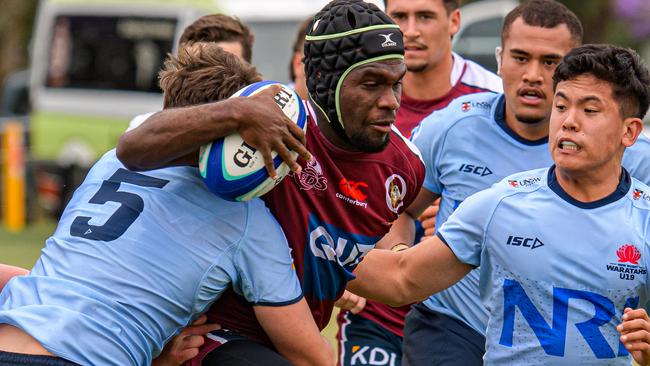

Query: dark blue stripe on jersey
left=108, top=169, right=169, bottom=188
left=252, top=294, right=304, bottom=307
left=548, top=165, right=631, bottom=209
left=493, top=95, right=548, bottom=146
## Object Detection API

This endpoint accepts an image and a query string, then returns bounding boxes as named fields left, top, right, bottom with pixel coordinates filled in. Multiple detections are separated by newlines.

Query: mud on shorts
left=337, top=311, right=402, bottom=366
left=185, top=329, right=292, bottom=366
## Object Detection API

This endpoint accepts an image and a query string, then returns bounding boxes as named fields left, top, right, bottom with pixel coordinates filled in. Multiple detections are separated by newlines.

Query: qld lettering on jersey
left=302, top=214, right=378, bottom=300
left=500, top=278, right=638, bottom=359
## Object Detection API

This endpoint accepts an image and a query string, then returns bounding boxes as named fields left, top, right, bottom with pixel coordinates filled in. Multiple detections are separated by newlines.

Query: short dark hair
left=159, top=43, right=261, bottom=109
left=553, top=44, right=650, bottom=119
left=289, top=17, right=312, bottom=82
left=383, top=0, right=460, bottom=14
left=502, top=0, right=583, bottom=46
left=179, top=14, right=255, bottom=63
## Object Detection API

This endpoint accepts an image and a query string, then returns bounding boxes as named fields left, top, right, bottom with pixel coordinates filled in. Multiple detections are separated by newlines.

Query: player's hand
left=417, top=198, right=440, bottom=241
left=334, top=290, right=366, bottom=314
left=152, top=315, right=221, bottom=366
left=235, top=85, right=312, bottom=179
left=617, top=307, right=650, bottom=365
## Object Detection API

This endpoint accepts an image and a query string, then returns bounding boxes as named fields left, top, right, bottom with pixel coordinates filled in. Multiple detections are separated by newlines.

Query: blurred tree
left=0, top=0, right=38, bottom=87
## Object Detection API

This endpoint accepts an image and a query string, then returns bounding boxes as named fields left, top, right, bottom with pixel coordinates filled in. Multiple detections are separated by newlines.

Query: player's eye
left=555, top=104, right=566, bottom=112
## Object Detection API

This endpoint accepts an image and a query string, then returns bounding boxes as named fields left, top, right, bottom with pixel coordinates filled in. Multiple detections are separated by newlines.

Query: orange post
left=2, top=121, right=26, bottom=231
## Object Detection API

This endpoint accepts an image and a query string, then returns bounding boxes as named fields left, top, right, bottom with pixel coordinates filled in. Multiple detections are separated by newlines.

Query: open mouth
left=558, top=139, right=580, bottom=151
left=519, top=88, right=544, bottom=103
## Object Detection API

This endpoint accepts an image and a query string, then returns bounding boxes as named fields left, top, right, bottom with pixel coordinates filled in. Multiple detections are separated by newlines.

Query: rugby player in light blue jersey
left=349, top=44, right=650, bottom=365
left=0, top=44, right=332, bottom=366
left=373, top=1, right=650, bottom=365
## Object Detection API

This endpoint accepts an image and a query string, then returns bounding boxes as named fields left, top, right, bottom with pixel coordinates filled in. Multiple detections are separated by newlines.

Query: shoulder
left=623, top=133, right=650, bottom=185
left=412, top=92, right=501, bottom=141
left=629, top=177, right=650, bottom=210
left=454, top=53, right=503, bottom=93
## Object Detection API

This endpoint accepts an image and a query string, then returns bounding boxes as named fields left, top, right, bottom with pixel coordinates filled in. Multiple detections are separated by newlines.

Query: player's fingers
left=287, top=118, right=308, bottom=147
left=350, top=296, right=367, bottom=314
left=259, top=146, right=278, bottom=180
left=423, top=228, right=436, bottom=237
left=621, top=338, right=650, bottom=352
left=183, top=334, right=206, bottom=349
left=623, top=308, right=650, bottom=321
left=175, top=348, right=200, bottom=364
left=282, top=130, right=311, bottom=162
left=619, top=319, right=650, bottom=334
left=273, top=141, right=301, bottom=174
left=190, top=315, right=207, bottom=326
left=420, top=216, right=436, bottom=229
left=256, top=84, right=283, bottom=100
left=183, top=323, right=222, bottom=337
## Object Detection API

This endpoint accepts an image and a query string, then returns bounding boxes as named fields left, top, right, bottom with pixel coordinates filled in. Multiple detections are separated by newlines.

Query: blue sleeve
left=411, top=110, right=449, bottom=195
left=234, top=202, right=303, bottom=306
left=623, top=134, right=650, bottom=185
left=437, top=188, right=501, bottom=267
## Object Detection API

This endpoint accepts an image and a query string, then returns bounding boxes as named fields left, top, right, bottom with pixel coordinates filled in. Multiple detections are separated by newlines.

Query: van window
left=454, top=17, right=503, bottom=73
left=46, top=15, right=177, bottom=93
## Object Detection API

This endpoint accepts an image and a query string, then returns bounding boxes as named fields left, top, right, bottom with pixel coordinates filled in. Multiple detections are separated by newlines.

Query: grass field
left=0, top=220, right=54, bottom=268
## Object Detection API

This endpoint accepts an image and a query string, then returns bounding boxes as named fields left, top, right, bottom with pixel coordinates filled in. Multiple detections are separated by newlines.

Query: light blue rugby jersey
left=0, top=149, right=301, bottom=366
left=438, top=167, right=650, bottom=365
left=412, top=92, right=650, bottom=335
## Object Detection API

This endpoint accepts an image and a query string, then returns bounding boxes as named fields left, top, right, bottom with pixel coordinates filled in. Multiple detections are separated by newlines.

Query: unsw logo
left=606, top=244, right=646, bottom=281
left=633, top=188, right=650, bottom=201
left=459, top=163, right=492, bottom=177
left=460, top=100, right=491, bottom=112
left=506, top=235, right=544, bottom=249
left=508, top=176, right=541, bottom=188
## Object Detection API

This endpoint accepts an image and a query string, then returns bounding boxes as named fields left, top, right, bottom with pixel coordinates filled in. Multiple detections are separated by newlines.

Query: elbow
left=116, top=133, right=144, bottom=171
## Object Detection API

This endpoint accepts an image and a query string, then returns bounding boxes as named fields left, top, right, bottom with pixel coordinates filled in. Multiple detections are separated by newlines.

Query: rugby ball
left=198, top=81, right=307, bottom=202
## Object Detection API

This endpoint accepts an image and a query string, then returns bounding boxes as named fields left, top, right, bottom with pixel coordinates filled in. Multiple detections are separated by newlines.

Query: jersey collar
left=493, top=95, right=548, bottom=146
left=547, top=165, right=631, bottom=209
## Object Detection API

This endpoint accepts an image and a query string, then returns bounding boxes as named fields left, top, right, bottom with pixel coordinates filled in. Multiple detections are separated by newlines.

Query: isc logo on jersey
left=199, top=81, right=307, bottom=201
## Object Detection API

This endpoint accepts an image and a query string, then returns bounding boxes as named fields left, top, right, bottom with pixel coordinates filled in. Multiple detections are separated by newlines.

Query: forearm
left=375, top=212, right=416, bottom=250
left=0, top=264, right=28, bottom=290
left=255, top=300, right=334, bottom=366
left=349, top=237, right=471, bottom=306
left=117, top=101, right=240, bottom=170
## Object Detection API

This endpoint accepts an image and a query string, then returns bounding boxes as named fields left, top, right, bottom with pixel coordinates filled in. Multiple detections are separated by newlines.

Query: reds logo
left=293, top=159, right=327, bottom=191
left=617, top=244, right=641, bottom=265
left=339, top=178, right=368, bottom=202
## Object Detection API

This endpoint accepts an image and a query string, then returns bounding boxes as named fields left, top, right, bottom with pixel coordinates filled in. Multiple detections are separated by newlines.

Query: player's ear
left=449, top=9, right=460, bottom=37
left=495, top=47, right=503, bottom=76
left=621, top=116, right=643, bottom=148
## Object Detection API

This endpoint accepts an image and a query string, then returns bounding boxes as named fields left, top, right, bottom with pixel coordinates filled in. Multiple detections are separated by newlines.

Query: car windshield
left=45, top=15, right=177, bottom=93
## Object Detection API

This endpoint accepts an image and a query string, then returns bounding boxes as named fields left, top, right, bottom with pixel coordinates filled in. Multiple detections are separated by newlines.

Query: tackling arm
left=255, top=299, right=334, bottom=366
left=348, top=235, right=471, bottom=307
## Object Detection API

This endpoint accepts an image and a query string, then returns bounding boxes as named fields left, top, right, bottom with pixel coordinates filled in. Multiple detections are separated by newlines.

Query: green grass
left=0, top=220, right=55, bottom=269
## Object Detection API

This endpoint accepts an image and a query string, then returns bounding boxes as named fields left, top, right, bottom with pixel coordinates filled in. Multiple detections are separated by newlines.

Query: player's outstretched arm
left=348, top=235, right=471, bottom=307
left=617, top=307, right=650, bottom=365
left=0, top=264, right=28, bottom=291
left=375, top=188, right=440, bottom=250
left=255, top=298, right=335, bottom=366
left=116, top=85, right=310, bottom=178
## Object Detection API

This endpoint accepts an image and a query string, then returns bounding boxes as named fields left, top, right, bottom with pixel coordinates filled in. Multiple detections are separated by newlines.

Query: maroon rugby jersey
left=206, top=102, right=425, bottom=345
left=353, top=53, right=502, bottom=338
left=395, top=53, right=503, bottom=138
